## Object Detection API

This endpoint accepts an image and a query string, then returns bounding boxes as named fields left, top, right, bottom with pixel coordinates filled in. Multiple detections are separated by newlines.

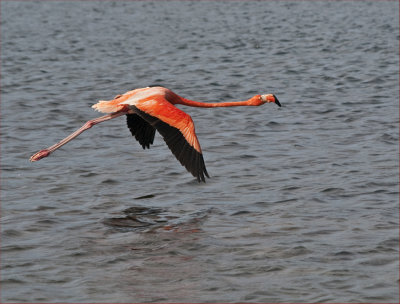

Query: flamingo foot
left=30, top=149, right=51, bottom=162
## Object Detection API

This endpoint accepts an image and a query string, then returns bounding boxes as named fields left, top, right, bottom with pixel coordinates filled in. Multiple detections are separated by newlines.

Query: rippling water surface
left=2, top=1, right=399, bottom=302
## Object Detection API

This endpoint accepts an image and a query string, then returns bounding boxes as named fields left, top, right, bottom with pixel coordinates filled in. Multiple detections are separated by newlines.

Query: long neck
left=177, top=97, right=256, bottom=108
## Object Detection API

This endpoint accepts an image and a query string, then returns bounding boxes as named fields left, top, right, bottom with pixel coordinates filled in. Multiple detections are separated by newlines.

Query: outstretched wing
left=126, top=114, right=156, bottom=149
left=128, top=98, right=209, bottom=182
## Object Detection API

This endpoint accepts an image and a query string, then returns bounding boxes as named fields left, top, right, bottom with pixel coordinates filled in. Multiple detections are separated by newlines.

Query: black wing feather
left=126, top=114, right=156, bottom=149
left=130, top=106, right=209, bottom=182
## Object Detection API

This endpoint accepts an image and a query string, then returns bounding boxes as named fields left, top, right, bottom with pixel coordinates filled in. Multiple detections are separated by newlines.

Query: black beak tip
left=273, top=95, right=281, bottom=107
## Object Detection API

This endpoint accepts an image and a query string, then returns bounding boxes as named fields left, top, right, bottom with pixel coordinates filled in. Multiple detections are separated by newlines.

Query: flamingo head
left=261, top=94, right=281, bottom=107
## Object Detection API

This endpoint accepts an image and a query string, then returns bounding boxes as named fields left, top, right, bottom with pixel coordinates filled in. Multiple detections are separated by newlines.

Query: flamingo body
left=92, top=87, right=208, bottom=181
left=30, top=86, right=281, bottom=182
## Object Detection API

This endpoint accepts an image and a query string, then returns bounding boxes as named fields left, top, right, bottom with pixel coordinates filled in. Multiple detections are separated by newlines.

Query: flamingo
left=30, top=86, right=281, bottom=182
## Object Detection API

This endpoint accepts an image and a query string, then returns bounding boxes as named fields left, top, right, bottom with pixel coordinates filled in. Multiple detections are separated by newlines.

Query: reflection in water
left=104, top=206, right=169, bottom=230
left=100, top=206, right=216, bottom=302
left=104, top=205, right=215, bottom=233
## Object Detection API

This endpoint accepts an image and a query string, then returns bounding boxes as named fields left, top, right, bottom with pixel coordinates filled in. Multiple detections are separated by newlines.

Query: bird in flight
left=30, top=86, right=281, bottom=182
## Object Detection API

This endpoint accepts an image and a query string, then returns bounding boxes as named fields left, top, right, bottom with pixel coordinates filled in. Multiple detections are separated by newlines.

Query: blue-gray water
left=2, top=1, right=398, bottom=302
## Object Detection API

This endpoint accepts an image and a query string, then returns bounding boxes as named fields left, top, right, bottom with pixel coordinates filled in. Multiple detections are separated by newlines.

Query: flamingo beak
left=273, top=95, right=281, bottom=107
left=262, top=94, right=281, bottom=107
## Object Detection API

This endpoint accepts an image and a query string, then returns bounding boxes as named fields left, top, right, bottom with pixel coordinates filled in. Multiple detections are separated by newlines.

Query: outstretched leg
left=30, top=111, right=127, bottom=162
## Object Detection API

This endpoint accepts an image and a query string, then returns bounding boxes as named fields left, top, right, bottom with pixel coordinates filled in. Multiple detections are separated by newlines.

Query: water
left=2, top=1, right=398, bottom=302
